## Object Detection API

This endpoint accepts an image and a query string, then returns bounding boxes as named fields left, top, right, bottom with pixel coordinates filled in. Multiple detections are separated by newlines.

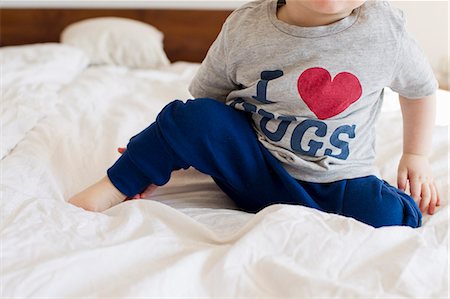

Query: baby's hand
left=397, top=153, right=440, bottom=215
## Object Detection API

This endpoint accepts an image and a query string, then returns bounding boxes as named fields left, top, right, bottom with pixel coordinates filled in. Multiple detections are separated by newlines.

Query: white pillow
left=61, top=17, right=170, bottom=69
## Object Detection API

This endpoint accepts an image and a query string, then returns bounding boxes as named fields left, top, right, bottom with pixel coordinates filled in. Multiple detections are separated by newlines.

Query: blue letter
left=291, top=120, right=327, bottom=156
left=229, top=97, right=244, bottom=108
left=259, top=110, right=294, bottom=142
left=242, top=102, right=257, bottom=113
left=324, top=125, right=356, bottom=160
left=252, top=70, right=283, bottom=104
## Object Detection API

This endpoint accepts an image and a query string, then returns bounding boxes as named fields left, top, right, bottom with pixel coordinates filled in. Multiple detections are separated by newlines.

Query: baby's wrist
left=401, top=152, right=430, bottom=158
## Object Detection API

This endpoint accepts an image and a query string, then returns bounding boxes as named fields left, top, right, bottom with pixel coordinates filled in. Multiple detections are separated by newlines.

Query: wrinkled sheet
left=1, top=44, right=449, bottom=298
left=0, top=43, right=89, bottom=158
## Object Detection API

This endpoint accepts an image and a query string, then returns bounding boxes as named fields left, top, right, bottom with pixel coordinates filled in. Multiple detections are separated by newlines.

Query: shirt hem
left=284, top=165, right=379, bottom=183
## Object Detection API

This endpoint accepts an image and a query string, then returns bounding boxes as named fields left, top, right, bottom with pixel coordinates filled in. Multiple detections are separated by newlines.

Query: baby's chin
left=304, top=0, right=365, bottom=15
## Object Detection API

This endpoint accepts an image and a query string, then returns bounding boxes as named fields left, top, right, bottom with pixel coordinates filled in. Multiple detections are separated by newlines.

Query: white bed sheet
left=1, top=44, right=449, bottom=298
left=0, top=43, right=89, bottom=159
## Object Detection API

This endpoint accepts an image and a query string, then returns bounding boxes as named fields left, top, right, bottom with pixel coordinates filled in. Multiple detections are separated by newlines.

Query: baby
left=69, top=0, right=440, bottom=228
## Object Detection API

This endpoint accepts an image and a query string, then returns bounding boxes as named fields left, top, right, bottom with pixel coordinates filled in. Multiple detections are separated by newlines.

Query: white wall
left=390, top=1, right=449, bottom=89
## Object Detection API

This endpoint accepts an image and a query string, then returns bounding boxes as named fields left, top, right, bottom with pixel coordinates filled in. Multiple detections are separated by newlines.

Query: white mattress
left=1, top=43, right=449, bottom=298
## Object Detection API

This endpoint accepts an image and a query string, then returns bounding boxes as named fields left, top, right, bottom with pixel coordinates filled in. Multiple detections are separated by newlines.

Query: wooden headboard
left=0, top=9, right=233, bottom=62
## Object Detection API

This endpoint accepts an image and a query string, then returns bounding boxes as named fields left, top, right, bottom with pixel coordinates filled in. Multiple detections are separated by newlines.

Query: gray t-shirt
left=189, top=0, right=438, bottom=183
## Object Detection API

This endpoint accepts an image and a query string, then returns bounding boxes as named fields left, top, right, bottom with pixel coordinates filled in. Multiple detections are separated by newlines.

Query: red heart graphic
left=297, top=67, right=362, bottom=120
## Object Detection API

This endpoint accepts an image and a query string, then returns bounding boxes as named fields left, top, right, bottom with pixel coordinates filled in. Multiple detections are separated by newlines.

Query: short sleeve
left=389, top=30, right=438, bottom=99
left=188, top=22, right=239, bottom=102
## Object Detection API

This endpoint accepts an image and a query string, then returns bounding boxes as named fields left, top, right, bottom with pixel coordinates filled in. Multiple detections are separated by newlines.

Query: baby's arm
left=397, top=93, right=440, bottom=214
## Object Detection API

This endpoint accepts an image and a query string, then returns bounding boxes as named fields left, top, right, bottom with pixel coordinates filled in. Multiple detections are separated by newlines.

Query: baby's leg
left=104, top=98, right=320, bottom=212
left=68, top=176, right=126, bottom=212
left=299, top=176, right=422, bottom=228
left=70, top=98, right=323, bottom=214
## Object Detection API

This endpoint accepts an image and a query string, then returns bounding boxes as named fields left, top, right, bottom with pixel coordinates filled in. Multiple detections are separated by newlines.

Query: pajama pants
left=107, top=98, right=422, bottom=228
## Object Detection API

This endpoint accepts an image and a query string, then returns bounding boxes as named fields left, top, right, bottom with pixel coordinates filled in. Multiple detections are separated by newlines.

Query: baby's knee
left=156, top=98, right=247, bottom=138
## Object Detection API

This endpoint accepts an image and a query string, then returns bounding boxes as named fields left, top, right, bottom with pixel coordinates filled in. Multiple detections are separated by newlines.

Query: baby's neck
left=277, top=4, right=353, bottom=27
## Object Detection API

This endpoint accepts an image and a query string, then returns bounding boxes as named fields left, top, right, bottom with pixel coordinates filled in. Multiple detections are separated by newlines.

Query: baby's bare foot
left=68, top=176, right=126, bottom=212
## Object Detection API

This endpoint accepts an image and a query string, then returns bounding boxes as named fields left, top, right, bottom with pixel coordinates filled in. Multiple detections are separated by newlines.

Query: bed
left=1, top=9, right=449, bottom=298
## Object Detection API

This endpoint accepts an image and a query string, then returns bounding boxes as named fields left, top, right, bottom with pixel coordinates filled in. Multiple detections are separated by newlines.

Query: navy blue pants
left=107, top=99, right=421, bottom=228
